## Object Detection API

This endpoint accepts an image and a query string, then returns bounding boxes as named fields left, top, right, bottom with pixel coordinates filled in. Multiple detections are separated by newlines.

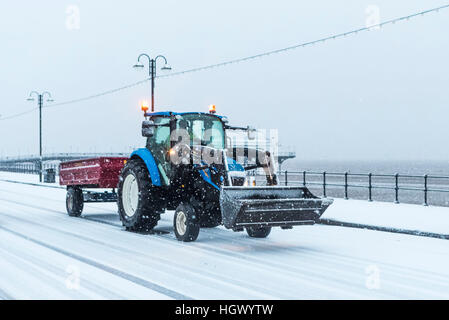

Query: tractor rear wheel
left=118, top=158, right=160, bottom=231
left=246, top=226, right=272, bottom=238
left=174, top=203, right=200, bottom=242
left=66, top=187, right=83, bottom=217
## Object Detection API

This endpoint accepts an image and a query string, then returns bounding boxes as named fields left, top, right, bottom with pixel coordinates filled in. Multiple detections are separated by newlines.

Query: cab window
left=149, top=117, right=170, bottom=150
left=179, top=114, right=225, bottom=149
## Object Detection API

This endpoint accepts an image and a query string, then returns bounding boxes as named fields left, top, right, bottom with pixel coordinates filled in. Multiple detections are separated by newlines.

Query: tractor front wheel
left=174, top=203, right=200, bottom=242
left=246, top=226, right=271, bottom=238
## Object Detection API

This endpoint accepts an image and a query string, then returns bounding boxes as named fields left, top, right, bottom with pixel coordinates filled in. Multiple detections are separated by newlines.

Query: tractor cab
left=146, top=112, right=226, bottom=150
left=142, top=111, right=230, bottom=186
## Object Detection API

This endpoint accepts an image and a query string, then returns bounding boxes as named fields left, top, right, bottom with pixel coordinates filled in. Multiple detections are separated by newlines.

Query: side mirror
left=142, top=120, right=155, bottom=137
left=247, top=127, right=256, bottom=140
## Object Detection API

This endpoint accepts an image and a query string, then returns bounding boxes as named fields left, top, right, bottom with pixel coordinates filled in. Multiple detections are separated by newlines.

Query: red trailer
left=59, top=157, right=128, bottom=216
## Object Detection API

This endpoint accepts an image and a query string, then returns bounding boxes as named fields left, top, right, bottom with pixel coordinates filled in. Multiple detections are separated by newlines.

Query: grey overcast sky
left=0, top=0, right=448, bottom=161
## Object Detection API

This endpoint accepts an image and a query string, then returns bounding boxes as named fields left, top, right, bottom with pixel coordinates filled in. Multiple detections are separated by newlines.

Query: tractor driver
left=175, top=118, right=202, bottom=147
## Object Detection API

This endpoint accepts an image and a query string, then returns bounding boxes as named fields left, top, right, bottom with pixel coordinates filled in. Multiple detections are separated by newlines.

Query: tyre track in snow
left=0, top=229, right=175, bottom=299
left=0, top=242, right=117, bottom=299
left=189, top=228, right=449, bottom=299
left=1, top=193, right=448, bottom=299
left=0, top=196, right=368, bottom=299
left=0, top=225, right=190, bottom=300
left=1, top=181, right=449, bottom=298
left=1, top=199, right=366, bottom=299
left=0, top=211, right=285, bottom=299
left=0, top=194, right=372, bottom=299
left=0, top=201, right=444, bottom=300
left=198, top=222, right=449, bottom=285
left=162, top=207, right=449, bottom=294
left=0, top=196, right=309, bottom=298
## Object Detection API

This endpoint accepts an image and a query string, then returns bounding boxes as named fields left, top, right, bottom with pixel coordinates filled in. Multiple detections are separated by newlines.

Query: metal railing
left=2, top=161, right=449, bottom=207
left=263, top=171, right=449, bottom=207
left=0, top=163, right=59, bottom=175
left=0, top=152, right=129, bottom=163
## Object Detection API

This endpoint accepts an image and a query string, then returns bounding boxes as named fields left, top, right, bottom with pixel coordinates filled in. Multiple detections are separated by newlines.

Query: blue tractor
left=117, top=107, right=333, bottom=241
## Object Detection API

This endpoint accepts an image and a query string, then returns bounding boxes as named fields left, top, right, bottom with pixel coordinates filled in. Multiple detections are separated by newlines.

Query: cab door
left=147, top=117, right=171, bottom=185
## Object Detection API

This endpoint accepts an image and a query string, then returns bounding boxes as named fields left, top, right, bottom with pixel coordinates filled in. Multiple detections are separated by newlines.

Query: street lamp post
left=133, top=54, right=171, bottom=112
left=27, top=91, right=53, bottom=182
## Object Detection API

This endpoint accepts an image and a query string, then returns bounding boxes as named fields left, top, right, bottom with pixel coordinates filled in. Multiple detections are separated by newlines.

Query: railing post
left=368, top=173, right=372, bottom=202
left=323, top=171, right=326, bottom=198
left=423, top=174, right=428, bottom=206
left=344, top=172, right=348, bottom=200
left=303, top=171, right=306, bottom=186
left=395, top=173, right=399, bottom=204
left=285, top=170, right=288, bottom=186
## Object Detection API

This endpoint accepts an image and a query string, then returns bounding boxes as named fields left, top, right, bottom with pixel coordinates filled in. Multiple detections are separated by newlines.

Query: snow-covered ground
left=2, top=172, right=448, bottom=235
left=0, top=172, right=62, bottom=187
left=0, top=173, right=449, bottom=299
left=323, top=199, right=449, bottom=235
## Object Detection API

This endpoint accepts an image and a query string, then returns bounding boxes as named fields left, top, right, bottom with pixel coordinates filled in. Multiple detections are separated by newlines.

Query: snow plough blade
left=220, top=186, right=333, bottom=230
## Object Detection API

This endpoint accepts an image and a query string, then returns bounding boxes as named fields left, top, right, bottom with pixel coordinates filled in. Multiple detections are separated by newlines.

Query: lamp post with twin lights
left=133, top=53, right=171, bottom=113
left=27, top=91, right=53, bottom=182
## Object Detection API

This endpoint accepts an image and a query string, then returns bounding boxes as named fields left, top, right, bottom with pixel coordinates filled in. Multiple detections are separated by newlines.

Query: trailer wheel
left=174, top=203, right=200, bottom=242
left=66, top=187, right=83, bottom=217
left=246, top=226, right=271, bottom=238
left=117, top=158, right=160, bottom=231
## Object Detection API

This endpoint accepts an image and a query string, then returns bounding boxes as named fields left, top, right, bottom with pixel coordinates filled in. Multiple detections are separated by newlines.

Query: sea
left=279, top=160, right=449, bottom=207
